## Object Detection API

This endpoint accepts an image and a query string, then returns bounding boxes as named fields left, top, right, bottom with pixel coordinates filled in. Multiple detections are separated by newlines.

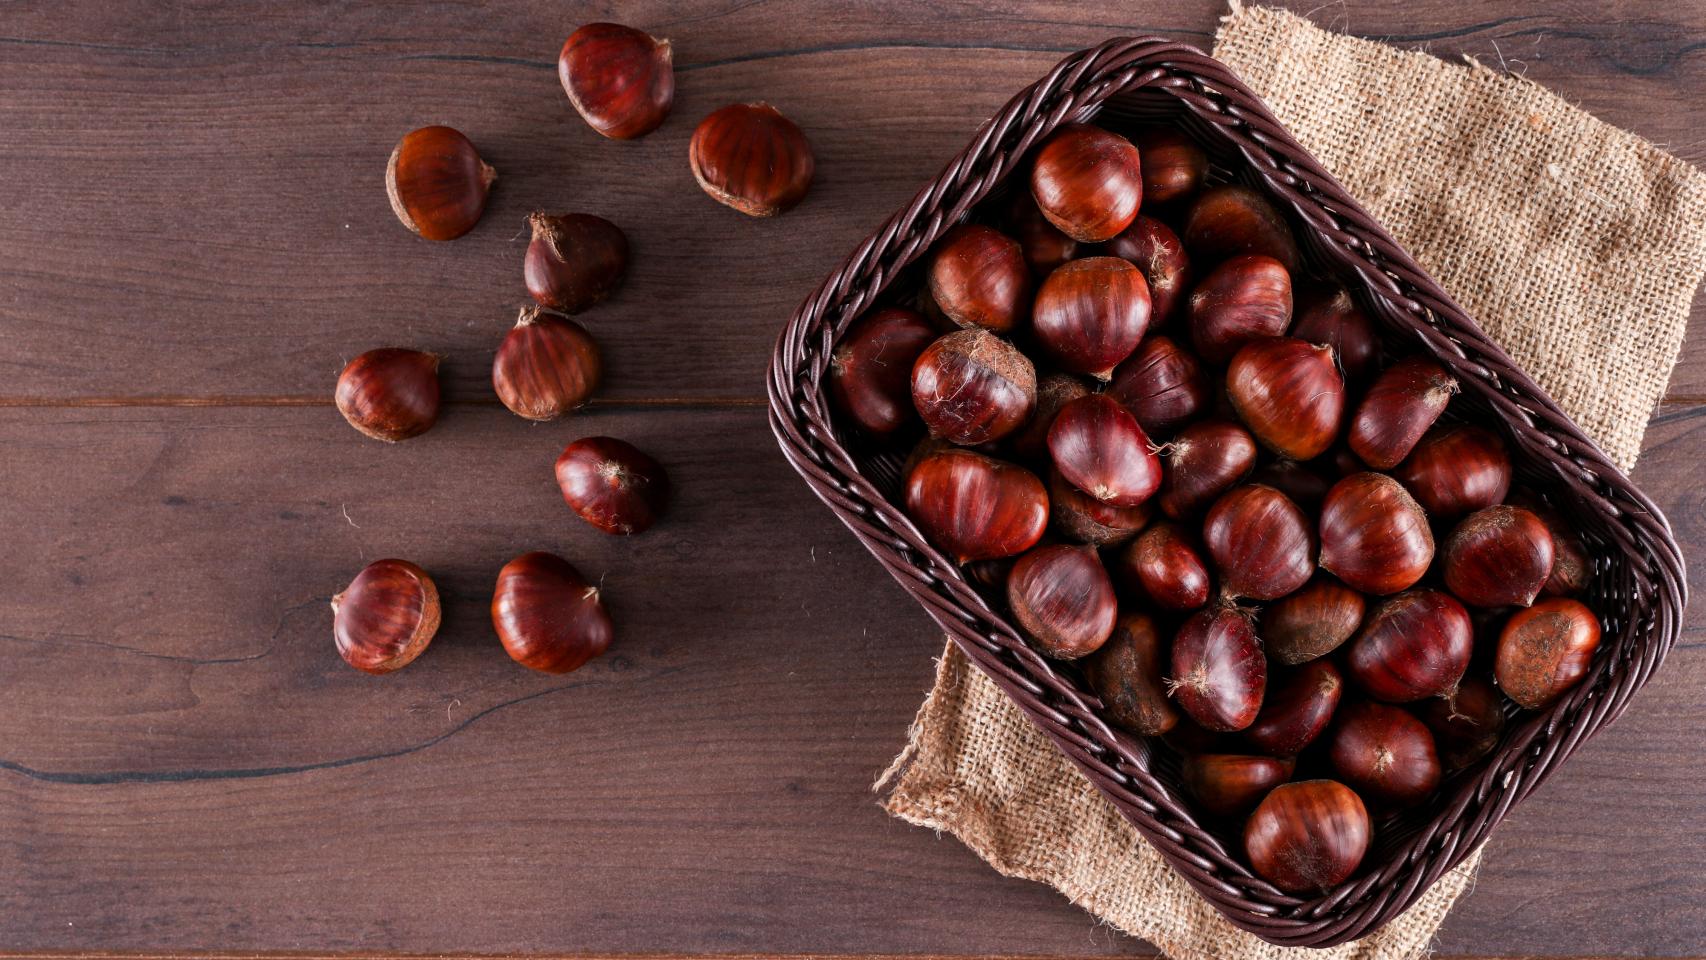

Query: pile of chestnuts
left=337, top=18, right=823, bottom=677
left=827, top=120, right=1605, bottom=895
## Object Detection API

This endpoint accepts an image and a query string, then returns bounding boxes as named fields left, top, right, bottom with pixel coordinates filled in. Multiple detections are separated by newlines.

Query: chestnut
left=1032, top=257, right=1151, bottom=378
left=1029, top=123, right=1143, bottom=242
left=332, top=558, right=440, bottom=675
left=1011, top=374, right=1090, bottom=462
left=1133, top=127, right=1208, bottom=207
left=492, top=551, right=613, bottom=674
left=1319, top=472, right=1434, bottom=595
left=1261, top=574, right=1366, bottom=666
left=1187, top=254, right=1293, bottom=365
left=1348, top=356, right=1458, bottom=468
left=1346, top=590, right=1473, bottom=702
left=1047, top=394, right=1161, bottom=508
left=1156, top=419, right=1257, bottom=520
left=1182, top=184, right=1300, bottom=273
left=827, top=308, right=937, bottom=436
left=385, top=125, right=495, bottom=241
left=1418, top=675, right=1508, bottom=772
left=558, top=22, right=674, bottom=140
left=928, top=224, right=1031, bottom=333
left=554, top=436, right=669, bottom=535
left=1244, top=660, right=1343, bottom=757
left=1006, top=191, right=1079, bottom=276
left=1006, top=544, right=1117, bottom=659
left=1494, top=597, right=1601, bottom=709
left=1326, top=700, right=1441, bottom=809
left=492, top=306, right=602, bottom=421
left=1203, top=485, right=1314, bottom=601
left=523, top=212, right=630, bottom=314
left=1244, top=780, right=1370, bottom=894
left=1106, top=335, right=1209, bottom=437
left=1291, top=286, right=1379, bottom=386
left=1540, top=513, right=1592, bottom=597
left=1442, top=505, right=1556, bottom=608
left=1394, top=424, right=1512, bottom=518
left=1083, top=612, right=1179, bottom=736
left=911, top=329, right=1037, bottom=445
left=1182, top=753, right=1295, bottom=818
left=1121, top=522, right=1212, bottom=611
left=1101, top=215, right=1192, bottom=325
left=335, top=347, right=441, bottom=442
left=1048, top=467, right=1151, bottom=546
left=904, top=448, right=1048, bottom=563
left=689, top=102, right=814, bottom=217
left=1226, top=337, right=1345, bottom=460
left=1168, top=605, right=1266, bottom=732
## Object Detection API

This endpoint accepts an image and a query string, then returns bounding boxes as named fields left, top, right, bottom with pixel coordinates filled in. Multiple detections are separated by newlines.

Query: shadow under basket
left=767, top=36, right=1686, bottom=947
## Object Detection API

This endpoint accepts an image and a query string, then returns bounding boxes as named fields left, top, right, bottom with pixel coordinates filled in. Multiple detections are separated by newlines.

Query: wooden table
left=2, top=2, right=1701, bottom=957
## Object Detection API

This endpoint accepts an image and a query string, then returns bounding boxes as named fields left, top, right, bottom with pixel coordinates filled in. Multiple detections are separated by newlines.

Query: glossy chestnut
left=1187, top=254, right=1293, bottom=365
left=1155, top=419, right=1258, bottom=520
left=1244, top=780, right=1370, bottom=894
left=1048, top=467, right=1151, bottom=546
left=492, top=306, right=602, bottom=421
left=1292, top=286, right=1379, bottom=384
left=1006, top=190, right=1079, bottom=276
left=1106, top=335, right=1210, bottom=436
left=1134, top=127, right=1209, bottom=207
left=904, top=448, right=1049, bottom=563
left=1006, top=544, right=1118, bottom=659
left=1442, top=505, right=1555, bottom=608
left=1032, top=257, right=1150, bottom=378
left=1047, top=393, right=1161, bottom=507
left=554, top=436, right=669, bottom=535
left=1494, top=597, right=1601, bottom=709
left=1182, top=753, right=1296, bottom=818
left=1319, top=472, right=1434, bottom=595
left=1346, top=590, right=1473, bottom=702
left=523, top=212, right=630, bottom=314
left=1121, top=522, right=1213, bottom=611
left=827, top=308, right=937, bottom=436
left=1101, top=215, right=1192, bottom=325
left=491, top=551, right=613, bottom=674
left=927, top=224, right=1031, bottom=333
left=332, top=558, right=440, bottom=675
left=1029, top=123, right=1143, bottom=242
left=558, top=23, right=674, bottom=140
left=1168, top=605, right=1266, bottom=732
left=1226, top=337, right=1345, bottom=460
left=1327, top=700, right=1441, bottom=809
left=1261, top=574, right=1366, bottom=666
left=1418, top=676, right=1508, bottom=772
left=688, top=102, right=814, bottom=216
left=335, top=347, right=441, bottom=442
left=1202, top=485, right=1314, bottom=601
left=385, top=125, right=495, bottom=241
left=1348, top=356, right=1458, bottom=468
left=910, top=329, right=1037, bottom=445
left=1394, top=424, right=1512, bottom=518
left=1182, top=184, right=1300, bottom=273
left=1244, top=660, right=1343, bottom=758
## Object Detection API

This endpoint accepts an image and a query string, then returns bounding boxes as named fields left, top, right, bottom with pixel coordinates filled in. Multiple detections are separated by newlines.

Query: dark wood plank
left=0, top=403, right=1702, bottom=955
left=0, top=0, right=1701, bottom=403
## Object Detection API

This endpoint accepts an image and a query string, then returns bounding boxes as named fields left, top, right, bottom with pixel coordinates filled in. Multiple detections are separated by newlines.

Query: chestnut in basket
left=1292, top=285, right=1379, bottom=386
left=1006, top=191, right=1079, bottom=276
left=1030, top=124, right=1143, bottom=242
left=827, top=308, right=937, bottom=437
left=1226, top=336, right=1345, bottom=460
left=1011, top=374, right=1090, bottom=462
left=1418, top=676, right=1508, bottom=772
left=1187, top=254, right=1292, bottom=365
left=904, top=448, right=1048, bottom=563
left=1048, top=467, right=1151, bottom=546
left=928, top=224, right=1031, bottom=333
left=911, top=329, right=1037, bottom=445
left=1047, top=394, right=1161, bottom=508
left=1319, top=472, right=1433, bottom=596
left=1494, top=597, right=1601, bottom=709
left=1244, top=659, right=1343, bottom=756
left=1346, top=590, right=1473, bottom=703
left=1183, top=753, right=1295, bottom=818
left=1133, top=128, right=1208, bottom=207
left=1006, top=544, right=1117, bottom=658
left=1168, top=605, right=1266, bottom=732
left=1155, top=419, right=1258, bottom=520
left=1031, top=257, right=1150, bottom=378
left=1101, top=215, right=1192, bottom=325
left=1327, top=700, right=1441, bottom=809
left=1084, top=611, right=1179, bottom=736
left=1394, top=424, right=1512, bottom=518
left=1203, top=485, right=1314, bottom=601
left=1106, top=334, right=1209, bottom=437
left=1348, top=356, right=1458, bottom=469
left=1182, top=184, right=1300, bottom=273
left=1442, top=505, right=1555, bottom=608
left=1244, top=780, right=1369, bottom=893
left=1261, top=574, right=1366, bottom=666
left=1120, top=522, right=1212, bottom=611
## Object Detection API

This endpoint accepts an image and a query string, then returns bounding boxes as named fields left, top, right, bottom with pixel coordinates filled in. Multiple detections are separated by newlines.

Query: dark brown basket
left=767, top=37, right=1686, bottom=947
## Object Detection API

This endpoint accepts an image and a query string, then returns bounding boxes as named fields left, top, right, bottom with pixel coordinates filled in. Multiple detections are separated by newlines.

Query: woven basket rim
left=767, top=36, right=1687, bottom=947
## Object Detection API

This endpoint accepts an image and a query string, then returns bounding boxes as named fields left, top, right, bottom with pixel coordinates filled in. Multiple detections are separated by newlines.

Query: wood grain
left=0, top=1, right=1702, bottom=956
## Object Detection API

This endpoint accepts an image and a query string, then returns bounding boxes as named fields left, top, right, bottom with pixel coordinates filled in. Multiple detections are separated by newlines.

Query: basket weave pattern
left=767, top=37, right=1686, bottom=947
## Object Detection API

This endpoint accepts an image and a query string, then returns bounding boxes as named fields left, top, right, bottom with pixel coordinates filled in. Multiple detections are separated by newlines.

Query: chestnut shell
left=904, top=448, right=1048, bottom=563
left=332, top=558, right=441, bottom=675
left=689, top=102, right=814, bottom=217
left=491, top=551, right=614, bottom=674
left=558, top=22, right=674, bottom=140
left=492, top=307, right=603, bottom=421
left=910, top=329, right=1037, bottom=445
left=1029, top=123, right=1143, bottom=242
left=554, top=436, right=670, bottom=535
left=523, top=212, right=630, bottom=314
left=385, top=125, right=495, bottom=241
left=335, top=347, right=441, bottom=442
left=827, top=308, right=937, bottom=436
left=1243, top=780, right=1370, bottom=894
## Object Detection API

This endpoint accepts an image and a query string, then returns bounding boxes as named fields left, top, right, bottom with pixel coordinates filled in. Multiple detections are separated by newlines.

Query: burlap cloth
left=877, top=4, right=1706, bottom=958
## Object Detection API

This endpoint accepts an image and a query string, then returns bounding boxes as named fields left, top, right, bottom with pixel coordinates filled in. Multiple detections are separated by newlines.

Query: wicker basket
left=767, top=37, right=1686, bottom=947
